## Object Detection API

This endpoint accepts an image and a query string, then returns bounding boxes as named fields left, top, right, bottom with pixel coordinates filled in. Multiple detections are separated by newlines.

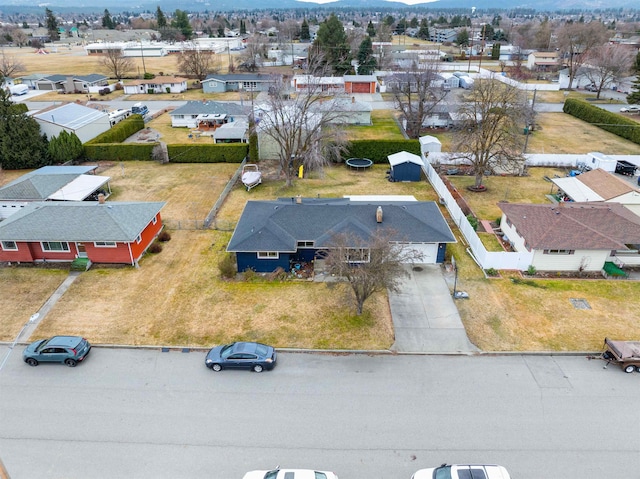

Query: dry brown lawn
left=34, top=230, right=394, bottom=349
left=0, top=269, right=68, bottom=339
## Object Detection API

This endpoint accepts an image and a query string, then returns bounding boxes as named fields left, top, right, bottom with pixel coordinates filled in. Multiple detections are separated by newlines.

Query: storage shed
left=388, top=151, right=424, bottom=182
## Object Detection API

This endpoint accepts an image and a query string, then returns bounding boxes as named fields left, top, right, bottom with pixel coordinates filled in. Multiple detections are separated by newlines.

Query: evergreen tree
left=627, top=76, right=640, bottom=104
left=300, top=18, right=310, bottom=41
left=456, top=28, right=469, bottom=47
left=102, top=9, right=114, bottom=29
left=45, top=8, right=59, bottom=41
left=357, top=36, right=377, bottom=75
left=491, top=43, right=501, bottom=60
left=366, top=20, right=376, bottom=37
left=156, top=6, right=167, bottom=28
left=0, top=83, right=50, bottom=169
left=48, top=130, right=83, bottom=164
left=240, top=19, right=246, bottom=35
left=417, top=19, right=429, bottom=40
left=313, top=14, right=351, bottom=75
left=171, top=9, right=193, bottom=40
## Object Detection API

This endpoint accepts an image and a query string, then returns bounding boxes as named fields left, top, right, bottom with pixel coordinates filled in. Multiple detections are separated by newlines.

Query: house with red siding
left=343, top=75, right=378, bottom=94
left=0, top=201, right=165, bottom=266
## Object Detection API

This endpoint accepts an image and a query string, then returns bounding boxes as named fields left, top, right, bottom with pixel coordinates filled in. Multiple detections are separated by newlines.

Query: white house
left=123, top=76, right=188, bottom=95
left=33, top=103, right=111, bottom=144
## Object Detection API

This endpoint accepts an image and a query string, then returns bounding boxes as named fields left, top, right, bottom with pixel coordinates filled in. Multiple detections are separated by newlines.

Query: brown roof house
left=498, top=202, right=640, bottom=272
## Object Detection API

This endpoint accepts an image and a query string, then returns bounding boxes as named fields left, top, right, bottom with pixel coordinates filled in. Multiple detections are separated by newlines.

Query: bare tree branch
left=582, top=44, right=635, bottom=99
left=100, top=48, right=134, bottom=80
left=0, top=49, right=25, bottom=78
left=176, top=47, right=218, bottom=81
left=556, top=21, right=609, bottom=90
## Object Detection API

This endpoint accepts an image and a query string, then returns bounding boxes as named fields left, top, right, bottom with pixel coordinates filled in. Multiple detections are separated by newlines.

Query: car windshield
left=263, top=470, right=279, bottom=479
left=35, top=339, right=51, bottom=352
left=434, top=466, right=452, bottom=479
left=220, top=344, right=234, bottom=359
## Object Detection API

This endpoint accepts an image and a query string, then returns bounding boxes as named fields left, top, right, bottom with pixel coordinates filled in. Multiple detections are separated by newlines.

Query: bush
left=167, top=144, right=248, bottom=163
left=148, top=242, right=163, bottom=254
left=143, top=73, right=155, bottom=80
left=485, top=268, right=498, bottom=276
left=466, top=214, right=478, bottom=231
left=157, top=230, right=172, bottom=242
left=526, top=265, right=537, bottom=276
left=218, top=253, right=237, bottom=279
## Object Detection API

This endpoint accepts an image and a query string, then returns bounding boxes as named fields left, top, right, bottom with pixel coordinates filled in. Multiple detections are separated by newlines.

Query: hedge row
left=344, top=139, right=421, bottom=163
left=563, top=98, right=640, bottom=145
left=85, top=115, right=145, bottom=145
left=84, top=143, right=156, bottom=161
left=167, top=144, right=248, bottom=163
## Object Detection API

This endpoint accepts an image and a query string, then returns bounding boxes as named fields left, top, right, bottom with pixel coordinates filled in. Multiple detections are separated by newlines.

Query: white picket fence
left=423, top=161, right=534, bottom=271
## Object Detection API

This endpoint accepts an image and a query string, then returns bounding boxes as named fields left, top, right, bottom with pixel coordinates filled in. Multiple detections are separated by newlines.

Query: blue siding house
left=227, top=197, right=456, bottom=273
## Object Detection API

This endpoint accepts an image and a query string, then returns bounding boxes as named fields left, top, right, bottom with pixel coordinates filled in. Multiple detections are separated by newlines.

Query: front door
left=76, top=243, right=87, bottom=258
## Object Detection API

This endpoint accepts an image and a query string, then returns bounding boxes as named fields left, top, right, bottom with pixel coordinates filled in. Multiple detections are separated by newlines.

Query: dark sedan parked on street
left=205, top=342, right=277, bottom=373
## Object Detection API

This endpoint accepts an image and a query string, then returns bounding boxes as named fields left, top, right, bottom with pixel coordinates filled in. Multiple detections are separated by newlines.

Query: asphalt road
left=0, top=346, right=638, bottom=479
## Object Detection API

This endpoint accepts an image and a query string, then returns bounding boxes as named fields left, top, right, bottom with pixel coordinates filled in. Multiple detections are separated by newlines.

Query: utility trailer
left=614, top=160, right=637, bottom=176
left=590, top=338, right=640, bottom=373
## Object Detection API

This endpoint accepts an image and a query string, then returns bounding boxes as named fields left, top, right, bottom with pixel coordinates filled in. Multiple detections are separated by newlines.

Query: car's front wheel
left=211, top=363, right=222, bottom=372
left=253, top=364, right=264, bottom=373
left=64, top=358, right=77, bottom=367
left=26, top=358, right=38, bottom=367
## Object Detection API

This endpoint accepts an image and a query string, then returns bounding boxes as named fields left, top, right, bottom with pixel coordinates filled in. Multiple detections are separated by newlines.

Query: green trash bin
left=523, top=127, right=529, bottom=135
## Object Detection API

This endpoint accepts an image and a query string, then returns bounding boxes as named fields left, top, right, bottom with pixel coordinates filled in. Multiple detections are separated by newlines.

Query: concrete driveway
left=389, top=264, right=479, bottom=354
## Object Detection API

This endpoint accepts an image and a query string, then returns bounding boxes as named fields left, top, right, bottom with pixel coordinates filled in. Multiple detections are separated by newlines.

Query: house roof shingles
left=576, top=168, right=636, bottom=200
left=499, top=202, right=640, bottom=250
left=227, top=198, right=456, bottom=253
left=0, top=166, right=99, bottom=200
left=170, top=100, right=251, bottom=117
left=0, top=201, right=165, bottom=242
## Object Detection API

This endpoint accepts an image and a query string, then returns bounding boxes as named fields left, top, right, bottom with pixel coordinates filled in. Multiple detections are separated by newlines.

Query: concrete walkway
left=16, top=271, right=82, bottom=343
left=389, top=264, right=478, bottom=354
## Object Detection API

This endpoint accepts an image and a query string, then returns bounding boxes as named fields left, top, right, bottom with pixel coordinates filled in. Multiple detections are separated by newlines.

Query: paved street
left=0, top=346, right=637, bottom=479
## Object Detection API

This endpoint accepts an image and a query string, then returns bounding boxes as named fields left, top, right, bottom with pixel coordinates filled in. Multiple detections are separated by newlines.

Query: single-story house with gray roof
left=316, top=97, right=372, bottom=125
left=0, top=200, right=165, bottom=266
left=169, top=100, right=251, bottom=129
left=33, top=103, right=111, bottom=144
left=202, top=73, right=279, bottom=93
left=227, top=197, right=456, bottom=273
left=35, top=74, right=108, bottom=93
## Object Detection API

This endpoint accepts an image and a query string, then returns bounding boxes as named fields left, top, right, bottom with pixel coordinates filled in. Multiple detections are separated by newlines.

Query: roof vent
left=376, top=206, right=383, bottom=223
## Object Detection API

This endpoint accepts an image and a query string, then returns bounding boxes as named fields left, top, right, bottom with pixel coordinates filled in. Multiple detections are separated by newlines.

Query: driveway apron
left=389, top=264, right=478, bottom=353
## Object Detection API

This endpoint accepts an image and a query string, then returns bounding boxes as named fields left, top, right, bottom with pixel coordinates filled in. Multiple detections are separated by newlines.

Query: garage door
left=352, top=82, right=371, bottom=93
left=398, top=243, right=438, bottom=264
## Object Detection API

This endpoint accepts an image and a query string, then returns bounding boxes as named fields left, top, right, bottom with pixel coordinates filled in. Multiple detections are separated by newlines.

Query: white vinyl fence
left=423, top=161, right=534, bottom=271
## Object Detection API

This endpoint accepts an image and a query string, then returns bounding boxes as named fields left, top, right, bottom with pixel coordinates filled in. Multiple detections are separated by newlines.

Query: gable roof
left=126, top=76, right=187, bottom=86
left=227, top=198, right=456, bottom=253
left=0, top=201, right=165, bottom=242
left=388, top=151, right=424, bottom=167
left=170, top=100, right=251, bottom=117
left=33, top=102, right=109, bottom=129
left=499, top=202, right=640, bottom=250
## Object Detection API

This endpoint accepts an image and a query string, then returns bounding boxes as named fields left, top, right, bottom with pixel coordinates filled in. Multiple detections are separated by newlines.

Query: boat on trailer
left=241, top=163, right=262, bottom=191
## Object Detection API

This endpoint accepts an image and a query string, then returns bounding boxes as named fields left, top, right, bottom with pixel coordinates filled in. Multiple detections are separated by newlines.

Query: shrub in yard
left=466, top=214, right=478, bottom=231
left=157, top=230, right=172, bottom=242
left=148, top=242, right=163, bottom=254
left=485, top=268, right=498, bottom=277
left=526, top=265, right=537, bottom=276
left=218, top=253, right=237, bottom=279
left=242, top=267, right=257, bottom=281
left=495, top=217, right=501, bottom=226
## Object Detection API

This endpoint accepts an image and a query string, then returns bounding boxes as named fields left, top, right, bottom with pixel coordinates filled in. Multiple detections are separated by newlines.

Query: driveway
left=389, top=264, right=478, bottom=353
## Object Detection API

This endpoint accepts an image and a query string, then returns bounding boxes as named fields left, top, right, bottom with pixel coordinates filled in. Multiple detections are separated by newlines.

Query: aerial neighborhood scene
left=0, top=0, right=639, bottom=477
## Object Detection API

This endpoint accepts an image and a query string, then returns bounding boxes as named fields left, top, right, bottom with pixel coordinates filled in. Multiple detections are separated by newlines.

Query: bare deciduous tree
left=388, top=57, right=449, bottom=139
left=257, top=55, right=350, bottom=187
left=582, top=44, right=635, bottom=99
left=0, top=49, right=25, bottom=78
left=176, top=47, right=217, bottom=81
left=321, top=228, right=424, bottom=315
left=100, top=48, right=134, bottom=80
left=238, top=34, right=268, bottom=72
left=450, top=76, right=530, bottom=190
left=556, top=21, right=609, bottom=90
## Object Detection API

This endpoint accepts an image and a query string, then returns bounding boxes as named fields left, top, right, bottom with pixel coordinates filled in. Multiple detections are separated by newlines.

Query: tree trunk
left=474, top=173, right=484, bottom=188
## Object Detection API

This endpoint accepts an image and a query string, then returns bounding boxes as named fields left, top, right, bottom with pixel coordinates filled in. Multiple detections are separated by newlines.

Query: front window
left=94, top=241, right=116, bottom=248
left=1, top=241, right=17, bottom=251
left=257, top=252, right=279, bottom=259
left=297, top=240, right=314, bottom=248
left=544, top=249, right=574, bottom=255
left=346, top=248, right=370, bottom=263
left=41, top=241, right=70, bottom=252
